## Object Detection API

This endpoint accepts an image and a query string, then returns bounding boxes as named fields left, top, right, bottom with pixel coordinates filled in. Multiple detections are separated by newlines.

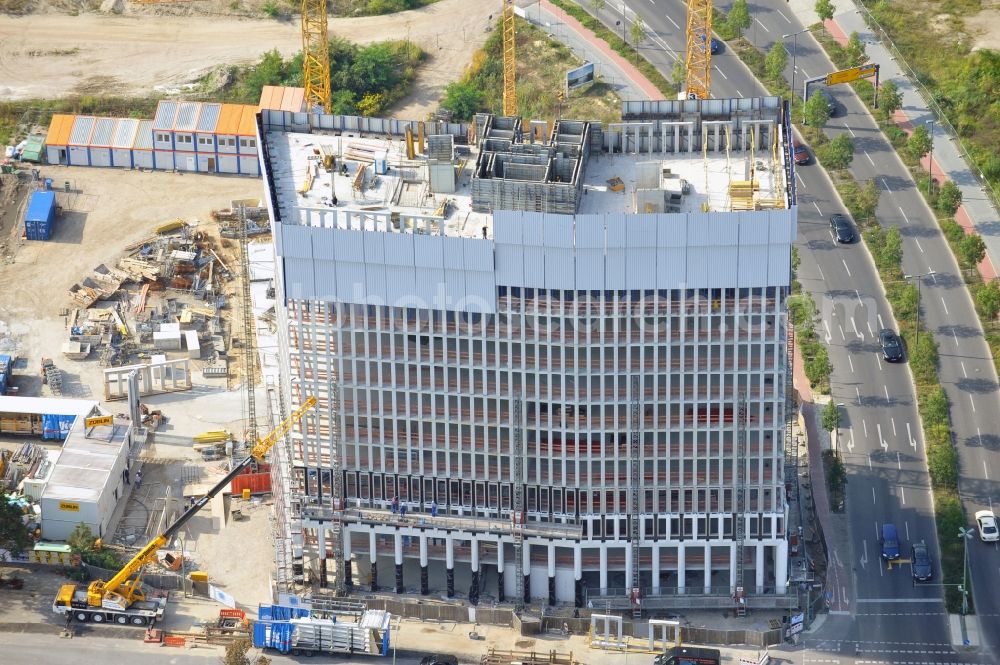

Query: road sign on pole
left=826, top=63, right=878, bottom=86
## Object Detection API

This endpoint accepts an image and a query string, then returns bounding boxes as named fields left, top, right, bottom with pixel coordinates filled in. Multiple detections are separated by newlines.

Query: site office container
left=25, top=191, right=56, bottom=241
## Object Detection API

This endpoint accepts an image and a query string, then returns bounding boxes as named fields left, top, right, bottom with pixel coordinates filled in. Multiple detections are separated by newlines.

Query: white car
left=976, top=510, right=999, bottom=542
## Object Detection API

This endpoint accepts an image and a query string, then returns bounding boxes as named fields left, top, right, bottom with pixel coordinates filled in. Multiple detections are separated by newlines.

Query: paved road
left=576, top=0, right=1000, bottom=660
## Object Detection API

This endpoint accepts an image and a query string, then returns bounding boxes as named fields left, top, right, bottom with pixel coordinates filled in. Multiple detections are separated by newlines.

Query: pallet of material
left=118, top=257, right=162, bottom=281
left=61, top=341, right=91, bottom=360
left=67, top=284, right=99, bottom=308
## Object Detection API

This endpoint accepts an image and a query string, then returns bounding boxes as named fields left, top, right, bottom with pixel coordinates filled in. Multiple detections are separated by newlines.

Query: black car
left=880, top=328, right=905, bottom=362
left=830, top=214, right=855, bottom=243
left=911, top=542, right=932, bottom=581
left=817, top=88, right=840, bottom=117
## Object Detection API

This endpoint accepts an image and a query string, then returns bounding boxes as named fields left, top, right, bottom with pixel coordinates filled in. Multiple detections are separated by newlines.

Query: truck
left=253, top=605, right=391, bottom=657
left=52, top=397, right=317, bottom=627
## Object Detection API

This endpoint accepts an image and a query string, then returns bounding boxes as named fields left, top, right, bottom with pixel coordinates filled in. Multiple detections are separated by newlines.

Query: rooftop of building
left=41, top=417, right=129, bottom=503
left=263, top=96, right=792, bottom=240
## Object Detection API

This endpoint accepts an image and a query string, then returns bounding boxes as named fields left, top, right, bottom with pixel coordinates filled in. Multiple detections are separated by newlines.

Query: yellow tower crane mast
left=302, top=0, right=331, bottom=112
left=684, top=0, right=713, bottom=100
left=501, top=0, right=518, bottom=116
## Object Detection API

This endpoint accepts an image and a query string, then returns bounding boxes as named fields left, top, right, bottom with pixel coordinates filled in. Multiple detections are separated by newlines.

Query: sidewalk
left=786, top=0, right=1000, bottom=281
left=522, top=0, right=661, bottom=102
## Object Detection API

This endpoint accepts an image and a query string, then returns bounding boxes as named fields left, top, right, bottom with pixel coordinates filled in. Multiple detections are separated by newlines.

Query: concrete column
left=394, top=532, right=404, bottom=594
left=497, top=537, right=506, bottom=602
left=703, top=544, right=712, bottom=594
left=651, top=544, right=660, bottom=593
left=317, top=527, right=328, bottom=588
left=547, top=543, right=556, bottom=606
left=419, top=535, right=429, bottom=595
left=755, top=542, right=765, bottom=594
left=729, top=543, right=738, bottom=592
left=470, top=537, right=481, bottom=605
left=573, top=546, right=583, bottom=608
left=599, top=543, right=608, bottom=590
left=342, top=527, right=352, bottom=590
left=522, top=541, right=531, bottom=605
left=368, top=531, right=377, bottom=591
left=624, top=544, right=633, bottom=590
left=775, top=540, right=789, bottom=594
left=446, top=535, right=455, bottom=598
left=677, top=543, right=686, bottom=594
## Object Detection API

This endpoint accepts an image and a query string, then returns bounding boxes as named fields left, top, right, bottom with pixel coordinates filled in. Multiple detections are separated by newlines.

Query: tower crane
left=684, top=0, right=713, bottom=99
left=501, top=0, right=518, bottom=116
left=54, top=397, right=318, bottom=625
left=302, top=0, right=331, bottom=112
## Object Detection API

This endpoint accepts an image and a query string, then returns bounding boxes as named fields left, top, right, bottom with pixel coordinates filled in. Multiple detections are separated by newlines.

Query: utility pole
left=958, top=527, right=973, bottom=615
left=904, top=270, right=935, bottom=349
left=927, top=119, right=936, bottom=197
left=783, top=29, right=809, bottom=116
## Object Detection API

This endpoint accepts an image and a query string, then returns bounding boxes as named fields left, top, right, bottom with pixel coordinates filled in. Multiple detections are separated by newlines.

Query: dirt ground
left=0, top=0, right=495, bottom=120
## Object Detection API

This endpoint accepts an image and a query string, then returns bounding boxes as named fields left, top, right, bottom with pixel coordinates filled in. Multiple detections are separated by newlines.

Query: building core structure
left=258, top=96, right=798, bottom=609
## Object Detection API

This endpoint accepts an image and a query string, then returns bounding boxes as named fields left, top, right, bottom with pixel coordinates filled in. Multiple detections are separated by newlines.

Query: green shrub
left=261, top=0, right=280, bottom=17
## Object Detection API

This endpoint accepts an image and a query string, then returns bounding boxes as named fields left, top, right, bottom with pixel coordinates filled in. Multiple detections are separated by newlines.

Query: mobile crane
left=53, top=396, right=317, bottom=626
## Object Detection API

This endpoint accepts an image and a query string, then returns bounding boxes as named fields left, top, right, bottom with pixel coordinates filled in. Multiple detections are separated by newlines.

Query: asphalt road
left=585, top=0, right=1000, bottom=660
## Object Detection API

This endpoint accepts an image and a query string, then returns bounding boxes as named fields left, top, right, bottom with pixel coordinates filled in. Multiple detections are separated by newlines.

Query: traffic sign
left=85, top=414, right=114, bottom=428
left=826, top=63, right=878, bottom=85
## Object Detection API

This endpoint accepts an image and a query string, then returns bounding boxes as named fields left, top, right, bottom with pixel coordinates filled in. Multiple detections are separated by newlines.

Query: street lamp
left=904, top=270, right=936, bottom=349
left=958, top=527, right=973, bottom=615
left=782, top=28, right=810, bottom=111
left=927, top=119, right=936, bottom=197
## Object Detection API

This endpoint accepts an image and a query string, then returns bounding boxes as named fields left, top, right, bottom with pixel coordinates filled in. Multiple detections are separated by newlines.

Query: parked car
left=880, top=523, right=900, bottom=560
left=879, top=329, right=905, bottom=363
left=911, top=542, right=932, bottom=581
left=793, top=141, right=810, bottom=165
left=976, top=509, right=999, bottom=542
left=830, top=213, right=855, bottom=243
left=698, top=33, right=721, bottom=54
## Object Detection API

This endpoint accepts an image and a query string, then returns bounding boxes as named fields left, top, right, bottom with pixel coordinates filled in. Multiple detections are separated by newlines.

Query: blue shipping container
left=25, top=191, right=56, bottom=241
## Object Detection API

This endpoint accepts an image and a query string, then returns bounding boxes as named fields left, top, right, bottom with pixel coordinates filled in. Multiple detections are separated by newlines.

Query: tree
left=815, top=0, right=834, bottom=21
left=820, top=133, right=854, bottom=169
left=877, top=80, right=903, bottom=120
left=0, top=491, right=30, bottom=567
left=906, top=124, right=932, bottom=163
left=671, top=57, right=686, bottom=92
left=845, top=31, right=867, bottom=66
left=726, top=0, right=751, bottom=38
left=590, top=0, right=606, bottom=12
left=764, top=41, right=788, bottom=81
left=440, top=80, right=485, bottom=120
left=630, top=16, right=646, bottom=63
left=976, top=280, right=1000, bottom=322
left=804, top=90, right=832, bottom=127
left=881, top=227, right=904, bottom=271
left=937, top=180, right=964, bottom=216
left=804, top=347, right=832, bottom=388
left=67, top=522, right=121, bottom=570
left=821, top=400, right=841, bottom=432
left=857, top=178, right=881, bottom=224
left=958, top=232, right=986, bottom=271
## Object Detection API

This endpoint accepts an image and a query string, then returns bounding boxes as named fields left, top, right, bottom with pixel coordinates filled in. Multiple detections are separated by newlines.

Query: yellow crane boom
left=684, top=0, right=713, bottom=99
left=501, top=0, right=518, bottom=116
left=302, top=0, right=331, bottom=112
left=60, top=397, right=317, bottom=614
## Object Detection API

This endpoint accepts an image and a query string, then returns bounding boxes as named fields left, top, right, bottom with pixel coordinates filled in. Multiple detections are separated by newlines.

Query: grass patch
left=548, top=0, right=676, bottom=99
left=0, top=97, right=159, bottom=148
left=329, top=0, right=439, bottom=17
left=440, top=17, right=621, bottom=125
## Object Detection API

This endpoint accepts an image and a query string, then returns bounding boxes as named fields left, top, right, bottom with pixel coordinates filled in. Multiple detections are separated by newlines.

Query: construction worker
left=134, top=469, right=142, bottom=489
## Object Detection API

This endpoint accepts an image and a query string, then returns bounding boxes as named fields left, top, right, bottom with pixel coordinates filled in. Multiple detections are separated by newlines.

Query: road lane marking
left=736, top=89, right=744, bottom=98
left=754, top=17, right=769, bottom=32
left=863, top=419, right=868, bottom=437
left=896, top=450, right=901, bottom=469
left=868, top=453, right=872, bottom=469
left=899, top=206, right=910, bottom=224
left=843, top=258, right=852, bottom=276
left=852, top=316, right=862, bottom=338
left=985, top=459, right=990, bottom=480
left=900, top=486, right=906, bottom=504
left=961, top=361, right=968, bottom=378
left=796, top=171, right=805, bottom=187
left=813, top=201, right=822, bottom=214
left=843, top=122, right=857, bottom=137
left=877, top=423, right=887, bottom=451
left=905, top=521, right=909, bottom=541
left=777, top=8, right=791, bottom=22
left=861, top=540, right=868, bottom=569
left=801, top=67, right=809, bottom=78
left=848, top=355, right=855, bottom=373
left=876, top=354, right=882, bottom=370
left=941, top=296, right=949, bottom=315
left=824, top=319, right=832, bottom=343
left=856, top=289, right=864, bottom=306
left=872, top=487, right=877, bottom=504
left=817, top=263, right=826, bottom=280
left=880, top=177, right=890, bottom=191
left=839, top=324, right=846, bottom=340
left=954, top=328, right=959, bottom=346
left=867, top=320, right=874, bottom=337
left=664, top=13, right=679, bottom=29
left=848, top=431, right=855, bottom=452
left=884, top=385, right=890, bottom=402
left=865, top=150, right=875, bottom=165
left=970, top=394, right=977, bottom=413
left=714, top=65, right=728, bottom=80
left=878, top=313, right=885, bottom=328
left=856, top=386, right=863, bottom=405
left=907, top=422, right=916, bottom=449
left=915, top=239, right=924, bottom=253
left=891, top=417, right=897, bottom=437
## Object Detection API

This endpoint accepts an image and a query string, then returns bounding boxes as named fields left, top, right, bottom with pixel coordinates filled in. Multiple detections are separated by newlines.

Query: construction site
left=0, top=1, right=805, bottom=664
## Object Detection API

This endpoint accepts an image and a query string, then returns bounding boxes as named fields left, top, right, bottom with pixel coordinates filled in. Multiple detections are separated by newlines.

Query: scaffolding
left=734, top=392, right=748, bottom=617
left=629, top=376, right=641, bottom=619
left=512, top=393, right=525, bottom=612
